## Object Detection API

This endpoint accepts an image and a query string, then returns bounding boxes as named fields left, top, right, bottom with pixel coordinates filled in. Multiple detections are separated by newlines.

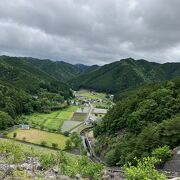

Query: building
left=21, top=124, right=30, bottom=130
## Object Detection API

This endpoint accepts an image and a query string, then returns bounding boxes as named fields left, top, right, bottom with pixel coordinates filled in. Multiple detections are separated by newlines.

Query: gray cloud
left=0, top=0, right=180, bottom=65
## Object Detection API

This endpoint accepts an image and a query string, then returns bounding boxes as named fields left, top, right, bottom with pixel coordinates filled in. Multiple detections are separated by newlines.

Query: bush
left=2, top=131, right=8, bottom=137
left=123, top=157, right=166, bottom=180
left=70, top=132, right=81, bottom=147
left=41, top=141, right=47, bottom=147
left=152, top=146, right=172, bottom=165
left=13, top=132, right=17, bottom=138
left=63, top=131, right=70, bottom=137
left=65, top=139, right=72, bottom=150
left=52, top=143, right=58, bottom=149
left=39, top=154, right=56, bottom=170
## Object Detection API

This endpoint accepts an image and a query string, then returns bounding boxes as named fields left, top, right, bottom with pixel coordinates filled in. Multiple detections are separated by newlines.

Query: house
left=21, top=124, right=30, bottom=130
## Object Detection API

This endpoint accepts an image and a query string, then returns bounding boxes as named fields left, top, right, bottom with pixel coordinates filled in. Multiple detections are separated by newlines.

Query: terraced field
left=7, top=128, right=69, bottom=150
left=22, top=106, right=78, bottom=130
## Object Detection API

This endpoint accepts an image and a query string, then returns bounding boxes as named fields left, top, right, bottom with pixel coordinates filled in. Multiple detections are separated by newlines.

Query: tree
left=41, top=141, right=47, bottom=147
left=65, top=139, right=72, bottom=150
left=13, top=132, right=17, bottom=138
left=0, top=111, right=13, bottom=130
left=52, top=143, right=58, bottom=149
left=70, top=132, right=81, bottom=147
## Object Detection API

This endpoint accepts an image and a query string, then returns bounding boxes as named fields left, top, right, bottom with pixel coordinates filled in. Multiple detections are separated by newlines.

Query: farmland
left=21, top=106, right=78, bottom=131
left=76, top=89, right=106, bottom=99
left=7, top=128, right=69, bottom=150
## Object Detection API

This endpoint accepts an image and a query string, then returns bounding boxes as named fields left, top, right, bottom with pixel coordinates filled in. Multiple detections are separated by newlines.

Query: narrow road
left=85, top=103, right=93, bottom=124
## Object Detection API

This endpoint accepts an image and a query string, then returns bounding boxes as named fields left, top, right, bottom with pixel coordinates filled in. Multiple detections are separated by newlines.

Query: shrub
left=123, top=157, right=166, bottom=180
left=40, top=141, right=47, bottom=147
left=152, top=146, right=172, bottom=165
left=39, top=154, right=56, bottom=170
left=70, top=132, right=81, bottom=147
left=13, top=132, right=17, bottom=138
left=52, top=143, right=58, bottom=149
left=63, top=131, right=70, bottom=137
left=65, top=139, right=72, bottom=150
left=2, top=131, right=8, bottom=137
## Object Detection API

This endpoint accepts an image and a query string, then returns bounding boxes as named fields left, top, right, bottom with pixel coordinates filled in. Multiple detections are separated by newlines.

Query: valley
left=0, top=56, right=179, bottom=179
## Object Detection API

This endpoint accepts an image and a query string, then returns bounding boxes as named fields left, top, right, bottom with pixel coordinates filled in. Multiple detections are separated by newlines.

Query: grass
left=22, top=106, right=78, bottom=130
left=76, top=89, right=106, bottom=99
left=7, top=128, right=69, bottom=150
left=0, top=138, right=79, bottom=159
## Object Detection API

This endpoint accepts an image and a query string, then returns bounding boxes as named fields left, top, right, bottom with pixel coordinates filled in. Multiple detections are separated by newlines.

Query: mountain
left=26, top=58, right=99, bottom=82
left=0, top=56, right=73, bottom=127
left=94, top=78, right=180, bottom=166
left=70, top=58, right=180, bottom=93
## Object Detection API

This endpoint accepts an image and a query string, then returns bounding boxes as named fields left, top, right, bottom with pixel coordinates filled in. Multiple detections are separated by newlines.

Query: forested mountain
left=26, top=58, right=99, bottom=82
left=70, top=58, right=180, bottom=93
left=0, top=56, right=74, bottom=129
left=93, top=78, right=180, bottom=166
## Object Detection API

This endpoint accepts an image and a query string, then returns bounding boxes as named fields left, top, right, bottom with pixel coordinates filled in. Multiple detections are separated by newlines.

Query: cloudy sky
left=0, top=0, right=180, bottom=65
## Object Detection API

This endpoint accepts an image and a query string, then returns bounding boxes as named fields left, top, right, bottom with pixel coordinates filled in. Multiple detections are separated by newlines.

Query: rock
left=45, top=169, right=58, bottom=180
left=20, top=163, right=32, bottom=171
left=59, top=175, right=72, bottom=180
left=53, top=166, right=59, bottom=173
left=75, top=173, right=82, bottom=179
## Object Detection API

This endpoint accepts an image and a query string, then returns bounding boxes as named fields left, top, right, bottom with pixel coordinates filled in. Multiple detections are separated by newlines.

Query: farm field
left=61, top=121, right=83, bottom=132
left=76, top=89, right=106, bottom=99
left=71, top=112, right=88, bottom=121
left=7, top=128, right=69, bottom=150
left=21, top=106, right=78, bottom=131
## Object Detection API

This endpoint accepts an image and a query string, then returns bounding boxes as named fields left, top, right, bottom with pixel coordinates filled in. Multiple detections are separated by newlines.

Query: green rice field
left=21, top=106, right=78, bottom=130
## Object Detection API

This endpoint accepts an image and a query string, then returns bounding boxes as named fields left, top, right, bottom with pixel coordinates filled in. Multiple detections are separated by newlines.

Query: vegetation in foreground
left=0, top=140, right=103, bottom=179
left=94, top=78, right=180, bottom=166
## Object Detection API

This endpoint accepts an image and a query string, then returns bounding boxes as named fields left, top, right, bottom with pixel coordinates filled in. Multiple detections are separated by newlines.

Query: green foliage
left=39, top=153, right=56, bottom=170
left=77, top=156, right=104, bottom=180
left=70, top=132, right=81, bottom=147
left=94, top=79, right=180, bottom=166
left=0, top=111, right=13, bottom=129
left=0, top=141, right=25, bottom=163
left=13, top=132, right=17, bottom=138
left=65, top=139, right=73, bottom=150
left=123, top=157, right=166, bottom=180
left=0, top=140, right=104, bottom=179
left=52, top=143, right=58, bottom=149
left=71, top=58, right=180, bottom=93
left=40, top=141, right=47, bottom=147
left=0, top=56, right=75, bottom=130
left=152, top=146, right=172, bottom=165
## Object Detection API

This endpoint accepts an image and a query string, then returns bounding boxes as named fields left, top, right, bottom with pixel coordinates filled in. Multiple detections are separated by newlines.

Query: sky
left=0, top=0, right=180, bottom=65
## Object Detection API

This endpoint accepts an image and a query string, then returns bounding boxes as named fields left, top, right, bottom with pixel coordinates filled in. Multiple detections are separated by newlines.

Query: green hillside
left=26, top=58, right=99, bottom=82
left=93, top=78, right=180, bottom=166
left=70, top=58, right=180, bottom=93
left=0, top=56, right=73, bottom=130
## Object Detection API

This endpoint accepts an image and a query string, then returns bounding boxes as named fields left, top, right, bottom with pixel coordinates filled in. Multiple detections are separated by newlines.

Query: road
left=85, top=103, right=93, bottom=124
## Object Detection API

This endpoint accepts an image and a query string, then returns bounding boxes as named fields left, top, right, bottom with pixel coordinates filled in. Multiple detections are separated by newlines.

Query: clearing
left=7, top=128, right=69, bottom=150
